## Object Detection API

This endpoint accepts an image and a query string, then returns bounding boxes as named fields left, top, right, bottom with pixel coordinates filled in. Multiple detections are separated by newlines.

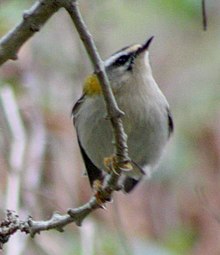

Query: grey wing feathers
left=72, top=94, right=104, bottom=187
left=77, top=137, right=104, bottom=187
left=72, top=94, right=86, bottom=125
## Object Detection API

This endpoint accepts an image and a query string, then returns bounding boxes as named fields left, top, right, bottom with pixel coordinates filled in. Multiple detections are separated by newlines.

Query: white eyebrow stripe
left=104, top=44, right=141, bottom=68
left=104, top=54, right=121, bottom=67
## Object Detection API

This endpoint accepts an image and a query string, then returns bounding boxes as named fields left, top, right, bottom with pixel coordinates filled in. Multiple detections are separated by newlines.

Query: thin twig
left=0, top=171, right=120, bottom=242
left=64, top=1, right=130, bottom=166
left=202, top=0, right=207, bottom=31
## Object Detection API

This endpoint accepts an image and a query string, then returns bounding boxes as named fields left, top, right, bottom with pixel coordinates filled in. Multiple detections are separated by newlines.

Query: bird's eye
left=114, top=55, right=130, bottom=66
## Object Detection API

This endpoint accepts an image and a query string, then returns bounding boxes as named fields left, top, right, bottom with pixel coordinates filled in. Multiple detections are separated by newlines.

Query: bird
left=72, top=36, right=173, bottom=193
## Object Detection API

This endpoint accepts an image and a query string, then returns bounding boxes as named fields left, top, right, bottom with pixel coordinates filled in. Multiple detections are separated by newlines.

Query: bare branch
left=0, top=211, right=27, bottom=249
left=0, top=0, right=130, bottom=166
left=0, top=0, right=131, bottom=248
left=0, top=171, right=120, bottom=243
left=64, top=1, right=130, bottom=167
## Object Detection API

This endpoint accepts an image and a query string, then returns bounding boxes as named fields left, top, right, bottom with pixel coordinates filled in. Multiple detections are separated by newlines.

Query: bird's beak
left=136, top=36, right=154, bottom=56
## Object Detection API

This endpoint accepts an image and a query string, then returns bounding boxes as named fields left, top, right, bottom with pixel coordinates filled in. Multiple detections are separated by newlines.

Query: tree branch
left=0, top=0, right=130, bottom=166
left=0, top=171, right=120, bottom=243
left=64, top=1, right=130, bottom=166
left=0, top=0, right=131, bottom=248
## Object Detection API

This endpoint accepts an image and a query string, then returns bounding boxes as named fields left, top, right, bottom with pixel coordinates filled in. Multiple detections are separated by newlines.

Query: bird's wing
left=77, top=137, right=104, bottom=187
left=72, top=94, right=86, bottom=125
left=72, top=94, right=104, bottom=187
left=123, top=177, right=140, bottom=193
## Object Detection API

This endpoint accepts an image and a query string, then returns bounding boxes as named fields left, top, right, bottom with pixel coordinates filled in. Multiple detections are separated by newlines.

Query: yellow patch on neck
left=83, top=74, right=102, bottom=96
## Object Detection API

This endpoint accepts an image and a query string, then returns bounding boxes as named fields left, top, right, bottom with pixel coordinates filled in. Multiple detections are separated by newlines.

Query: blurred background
left=0, top=0, right=220, bottom=254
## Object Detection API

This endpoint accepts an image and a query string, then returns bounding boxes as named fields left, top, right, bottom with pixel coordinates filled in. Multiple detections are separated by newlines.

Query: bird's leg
left=103, top=155, right=117, bottom=174
left=92, top=155, right=133, bottom=205
left=92, top=179, right=108, bottom=206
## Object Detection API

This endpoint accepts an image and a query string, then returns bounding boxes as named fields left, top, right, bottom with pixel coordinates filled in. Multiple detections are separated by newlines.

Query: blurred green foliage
left=150, top=0, right=200, bottom=19
left=0, top=0, right=34, bottom=34
left=164, top=227, right=197, bottom=255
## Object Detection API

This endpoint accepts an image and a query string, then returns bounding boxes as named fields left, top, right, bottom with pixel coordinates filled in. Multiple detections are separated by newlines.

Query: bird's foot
left=92, top=179, right=111, bottom=206
left=103, top=155, right=117, bottom=174
left=104, top=155, right=133, bottom=174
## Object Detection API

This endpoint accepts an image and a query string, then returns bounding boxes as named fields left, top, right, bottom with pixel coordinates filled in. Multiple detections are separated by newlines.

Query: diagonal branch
left=64, top=0, right=130, bottom=170
left=0, top=0, right=130, bottom=248
left=0, top=0, right=130, bottom=168
left=0, top=171, right=120, bottom=243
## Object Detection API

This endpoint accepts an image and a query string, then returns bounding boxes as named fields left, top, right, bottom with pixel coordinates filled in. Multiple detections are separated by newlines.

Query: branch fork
left=0, top=0, right=130, bottom=248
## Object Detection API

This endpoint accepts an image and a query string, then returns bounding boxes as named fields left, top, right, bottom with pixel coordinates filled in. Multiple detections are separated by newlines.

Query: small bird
left=72, top=36, right=173, bottom=193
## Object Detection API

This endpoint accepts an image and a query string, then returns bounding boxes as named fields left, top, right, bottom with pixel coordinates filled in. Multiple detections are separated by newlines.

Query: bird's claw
left=104, top=155, right=133, bottom=174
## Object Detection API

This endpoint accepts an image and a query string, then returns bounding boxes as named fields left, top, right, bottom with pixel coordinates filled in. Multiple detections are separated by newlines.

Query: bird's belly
left=129, top=127, right=165, bottom=167
left=125, top=115, right=167, bottom=169
left=79, top=103, right=167, bottom=176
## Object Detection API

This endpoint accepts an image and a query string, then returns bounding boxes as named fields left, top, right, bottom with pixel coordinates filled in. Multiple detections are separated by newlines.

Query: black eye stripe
left=114, top=54, right=130, bottom=66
